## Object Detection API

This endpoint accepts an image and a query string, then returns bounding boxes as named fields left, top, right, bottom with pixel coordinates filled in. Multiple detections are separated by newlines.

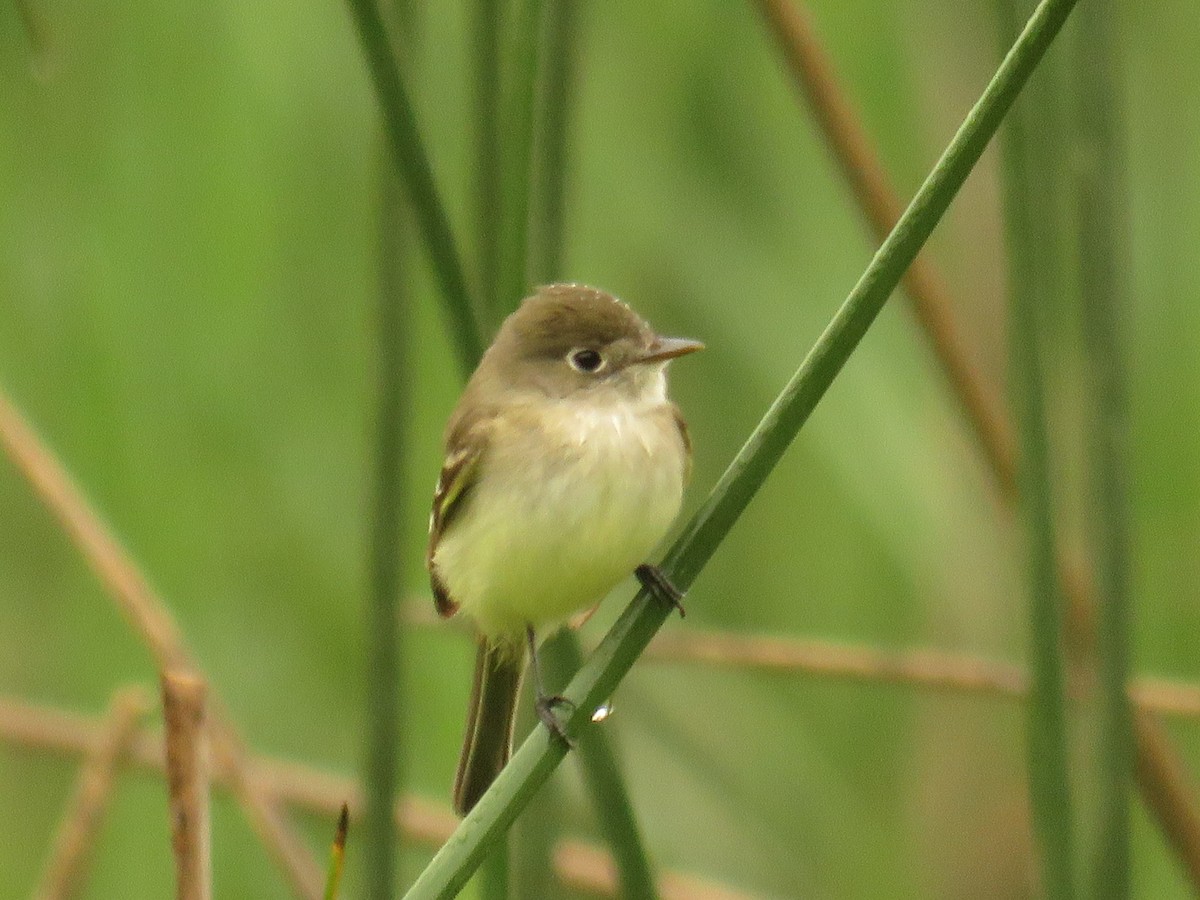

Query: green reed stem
left=529, top=0, right=581, bottom=286
left=1075, top=1, right=1134, bottom=894
left=473, top=0, right=504, bottom=322
left=494, top=0, right=546, bottom=322
left=363, top=153, right=410, bottom=900
left=344, top=0, right=483, bottom=371
left=995, top=2, right=1076, bottom=894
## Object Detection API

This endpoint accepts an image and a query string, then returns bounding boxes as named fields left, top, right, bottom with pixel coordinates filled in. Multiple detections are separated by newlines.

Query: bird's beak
left=639, top=336, right=705, bottom=364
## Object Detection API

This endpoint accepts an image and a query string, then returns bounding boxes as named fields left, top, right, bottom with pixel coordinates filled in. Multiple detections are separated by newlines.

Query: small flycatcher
left=428, top=283, right=702, bottom=815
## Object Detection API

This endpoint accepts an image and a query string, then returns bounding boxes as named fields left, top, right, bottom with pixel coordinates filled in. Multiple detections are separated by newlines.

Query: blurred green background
left=2, top=0, right=1199, bottom=896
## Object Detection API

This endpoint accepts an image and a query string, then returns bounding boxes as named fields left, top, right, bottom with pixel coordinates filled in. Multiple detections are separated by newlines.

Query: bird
left=428, top=282, right=702, bottom=815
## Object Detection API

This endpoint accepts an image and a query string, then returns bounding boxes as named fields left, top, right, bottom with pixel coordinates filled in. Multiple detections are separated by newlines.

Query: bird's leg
left=526, top=625, right=575, bottom=748
left=636, top=563, right=686, bottom=617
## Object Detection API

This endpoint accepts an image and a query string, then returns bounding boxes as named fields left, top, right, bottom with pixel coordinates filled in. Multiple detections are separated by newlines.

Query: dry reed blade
left=32, top=686, right=149, bottom=900
left=752, top=0, right=1016, bottom=493
left=162, top=670, right=212, bottom=900
left=0, top=694, right=755, bottom=899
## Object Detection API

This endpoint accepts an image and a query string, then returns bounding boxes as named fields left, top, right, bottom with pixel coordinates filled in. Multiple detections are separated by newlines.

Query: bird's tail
left=453, top=636, right=524, bottom=816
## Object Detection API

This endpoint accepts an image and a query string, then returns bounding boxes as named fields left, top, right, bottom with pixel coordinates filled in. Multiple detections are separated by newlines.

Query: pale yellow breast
left=432, top=400, right=687, bottom=637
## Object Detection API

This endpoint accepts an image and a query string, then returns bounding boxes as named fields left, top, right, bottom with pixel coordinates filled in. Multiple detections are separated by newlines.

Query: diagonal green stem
left=1075, top=1, right=1134, bottom=894
left=344, top=0, right=483, bottom=372
left=402, top=0, right=1081, bottom=894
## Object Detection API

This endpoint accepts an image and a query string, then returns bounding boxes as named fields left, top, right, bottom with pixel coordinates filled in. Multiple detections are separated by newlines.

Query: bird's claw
left=535, top=694, right=576, bottom=748
left=636, top=563, right=686, bottom=617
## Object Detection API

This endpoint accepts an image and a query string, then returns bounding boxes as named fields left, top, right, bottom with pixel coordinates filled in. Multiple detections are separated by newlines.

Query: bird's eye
left=567, top=348, right=604, bottom=373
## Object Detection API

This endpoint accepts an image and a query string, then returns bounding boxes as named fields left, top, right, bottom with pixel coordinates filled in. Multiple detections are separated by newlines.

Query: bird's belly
left=433, top=419, right=684, bottom=637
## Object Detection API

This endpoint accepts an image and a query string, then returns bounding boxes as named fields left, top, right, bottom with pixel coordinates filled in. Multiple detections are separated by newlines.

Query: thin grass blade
left=1075, top=1, right=1134, bottom=893
left=995, top=1, right=1076, bottom=893
left=344, top=0, right=483, bottom=370
left=324, top=805, right=350, bottom=900
left=494, top=0, right=547, bottom=322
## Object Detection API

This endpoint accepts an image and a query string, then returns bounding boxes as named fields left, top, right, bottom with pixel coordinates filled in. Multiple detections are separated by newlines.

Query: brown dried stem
left=162, top=670, right=212, bottom=900
left=751, top=0, right=1016, bottom=494
left=401, top=601, right=1200, bottom=718
left=752, top=0, right=1200, bottom=879
left=1133, top=710, right=1200, bottom=885
left=0, top=389, right=323, bottom=899
left=405, top=599, right=1200, bottom=719
left=0, top=695, right=754, bottom=899
left=648, top=629, right=1025, bottom=696
left=644, top=629, right=1200, bottom=719
left=32, top=686, right=150, bottom=900
left=553, top=838, right=758, bottom=900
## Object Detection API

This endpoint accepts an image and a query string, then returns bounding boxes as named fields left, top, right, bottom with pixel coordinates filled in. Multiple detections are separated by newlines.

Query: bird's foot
left=636, top=563, right=686, bottom=617
left=535, top=693, right=576, bottom=748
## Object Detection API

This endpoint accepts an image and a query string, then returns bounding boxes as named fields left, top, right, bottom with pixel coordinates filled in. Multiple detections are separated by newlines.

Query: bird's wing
left=671, top=403, right=693, bottom=485
left=427, top=429, right=487, bottom=618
